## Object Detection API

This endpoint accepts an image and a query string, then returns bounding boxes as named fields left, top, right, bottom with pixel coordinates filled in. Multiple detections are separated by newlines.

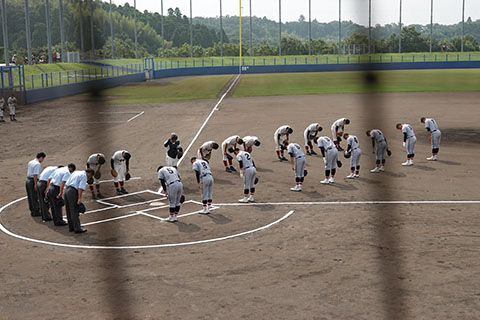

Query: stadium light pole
left=239, top=0, right=242, bottom=69
left=219, top=0, right=223, bottom=57
left=398, top=0, right=402, bottom=53
left=189, top=0, right=193, bottom=58
left=109, top=0, right=114, bottom=59
left=461, top=0, right=465, bottom=52
left=89, top=0, right=94, bottom=58
left=0, top=0, right=9, bottom=66
left=249, top=0, right=252, bottom=56
left=79, top=0, right=84, bottom=54
left=59, top=0, right=66, bottom=62
left=429, top=0, right=433, bottom=53
left=133, top=0, right=138, bottom=59
left=161, top=0, right=165, bottom=57
left=45, top=0, right=52, bottom=63
left=368, top=0, right=371, bottom=54
left=25, top=0, right=32, bottom=64
left=308, top=0, right=311, bottom=56
left=278, top=0, right=281, bottom=56
left=338, top=0, right=341, bottom=55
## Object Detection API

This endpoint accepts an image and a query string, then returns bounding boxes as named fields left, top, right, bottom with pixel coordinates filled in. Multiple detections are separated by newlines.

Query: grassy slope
left=102, top=75, right=233, bottom=104
left=233, top=69, right=480, bottom=97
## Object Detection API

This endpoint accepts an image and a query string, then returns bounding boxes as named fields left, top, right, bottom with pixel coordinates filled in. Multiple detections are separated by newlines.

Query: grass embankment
left=103, top=75, right=233, bottom=104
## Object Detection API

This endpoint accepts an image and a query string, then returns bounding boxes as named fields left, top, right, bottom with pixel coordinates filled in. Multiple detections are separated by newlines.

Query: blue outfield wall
left=26, top=72, right=145, bottom=104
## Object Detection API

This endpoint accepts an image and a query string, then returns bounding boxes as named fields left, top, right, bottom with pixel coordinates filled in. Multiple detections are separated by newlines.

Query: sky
left=111, top=0, right=480, bottom=26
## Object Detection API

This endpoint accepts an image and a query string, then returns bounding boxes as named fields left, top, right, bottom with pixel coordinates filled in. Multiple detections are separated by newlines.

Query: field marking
left=97, top=176, right=141, bottom=184
left=214, top=200, right=480, bottom=206
left=127, top=111, right=145, bottom=122
left=82, top=212, right=141, bottom=226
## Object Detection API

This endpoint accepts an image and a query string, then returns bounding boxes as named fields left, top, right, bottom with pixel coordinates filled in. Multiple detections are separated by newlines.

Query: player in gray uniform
left=0, top=95, right=5, bottom=122
left=197, top=141, right=219, bottom=160
left=304, top=123, right=322, bottom=155
left=343, top=133, right=362, bottom=179
left=234, top=148, right=257, bottom=203
left=242, top=136, right=261, bottom=153
left=86, top=153, right=106, bottom=199
left=315, top=136, right=339, bottom=184
left=7, top=93, right=17, bottom=121
left=331, top=118, right=350, bottom=151
left=421, top=117, right=441, bottom=161
left=274, top=125, right=293, bottom=161
left=158, top=166, right=184, bottom=222
left=396, top=123, right=416, bottom=166
left=366, top=129, right=391, bottom=173
left=222, top=135, right=243, bottom=172
left=285, top=141, right=306, bottom=191
left=191, top=157, right=214, bottom=214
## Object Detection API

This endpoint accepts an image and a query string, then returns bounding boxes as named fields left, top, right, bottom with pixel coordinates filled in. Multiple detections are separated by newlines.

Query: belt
left=407, top=136, right=414, bottom=139
left=378, top=139, right=385, bottom=143
left=169, top=180, right=180, bottom=185
left=201, top=173, right=211, bottom=178
left=296, top=155, right=305, bottom=159
left=432, top=130, right=437, bottom=132
left=66, top=186, right=77, bottom=191
left=326, top=147, right=333, bottom=151
left=27, top=177, right=34, bottom=180
left=353, top=147, right=359, bottom=150
left=244, top=166, right=251, bottom=169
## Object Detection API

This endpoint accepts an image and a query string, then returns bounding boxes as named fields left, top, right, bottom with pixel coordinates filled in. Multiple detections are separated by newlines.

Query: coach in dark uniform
left=37, top=165, right=59, bottom=221
left=164, top=133, right=182, bottom=167
left=26, top=152, right=46, bottom=216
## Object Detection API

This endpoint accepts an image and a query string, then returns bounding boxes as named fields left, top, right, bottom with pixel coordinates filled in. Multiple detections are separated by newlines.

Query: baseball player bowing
left=274, top=125, right=293, bottom=161
left=222, top=135, right=243, bottom=172
left=396, top=123, right=416, bottom=166
left=420, top=117, right=441, bottom=161
left=315, top=136, right=340, bottom=184
left=234, top=148, right=257, bottom=203
left=197, top=141, right=219, bottom=161
left=331, top=118, right=350, bottom=151
left=48, top=163, right=76, bottom=226
left=242, top=136, right=261, bottom=153
left=64, top=168, right=95, bottom=233
left=343, top=133, right=362, bottom=179
left=158, top=166, right=184, bottom=222
left=304, top=123, right=322, bottom=155
left=366, top=129, right=391, bottom=173
left=111, top=150, right=131, bottom=195
left=285, top=141, right=306, bottom=192
left=164, top=133, right=182, bottom=167
left=86, top=153, right=106, bottom=199
left=191, top=157, right=214, bottom=214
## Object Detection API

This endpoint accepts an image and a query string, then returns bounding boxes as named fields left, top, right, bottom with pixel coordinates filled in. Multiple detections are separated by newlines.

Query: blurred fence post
left=42, top=74, right=44, bottom=87
left=32, top=75, right=34, bottom=89
left=75, top=70, right=77, bottom=82
left=59, top=72, right=62, bottom=85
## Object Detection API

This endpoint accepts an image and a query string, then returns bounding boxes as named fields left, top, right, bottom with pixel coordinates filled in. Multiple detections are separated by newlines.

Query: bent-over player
left=285, top=141, right=306, bottom=192
left=48, top=163, right=76, bottom=226
left=315, top=136, right=339, bottom=184
left=64, top=169, right=94, bottom=233
left=222, top=135, right=243, bottom=172
left=366, top=129, right=390, bottom=173
left=421, top=117, right=441, bottom=161
left=158, top=166, right=184, bottom=222
left=304, top=123, right=322, bottom=155
left=191, top=157, right=214, bottom=214
left=396, top=123, right=416, bottom=166
left=38, top=165, right=60, bottom=221
left=26, top=152, right=46, bottom=217
left=234, top=148, right=257, bottom=203
left=331, top=118, right=350, bottom=151
left=242, top=136, right=261, bottom=153
left=274, top=125, right=293, bottom=161
left=343, top=133, right=362, bottom=178
left=197, top=141, right=219, bottom=160
left=86, top=153, right=106, bottom=199
left=111, top=150, right=131, bottom=195
left=164, top=133, right=182, bottom=166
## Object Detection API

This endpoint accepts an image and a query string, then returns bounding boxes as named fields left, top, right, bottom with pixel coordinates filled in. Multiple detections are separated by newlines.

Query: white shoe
left=354, top=174, right=360, bottom=178
left=320, top=178, right=330, bottom=184
left=427, top=156, right=437, bottom=161
left=290, top=185, right=301, bottom=192
left=346, top=173, right=355, bottom=179
left=329, top=177, right=335, bottom=183
left=238, top=197, right=249, bottom=203
left=201, top=206, right=209, bottom=214
left=402, top=160, right=410, bottom=166
left=174, top=214, right=178, bottom=221
left=208, top=204, right=213, bottom=210
left=370, top=167, right=380, bottom=173
left=379, top=166, right=385, bottom=172
left=248, top=195, right=255, bottom=202
left=167, top=215, right=176, bottom=222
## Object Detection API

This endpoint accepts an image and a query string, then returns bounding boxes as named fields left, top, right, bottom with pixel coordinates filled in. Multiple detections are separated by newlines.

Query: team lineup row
left=23, top=117, right=441, bottom=230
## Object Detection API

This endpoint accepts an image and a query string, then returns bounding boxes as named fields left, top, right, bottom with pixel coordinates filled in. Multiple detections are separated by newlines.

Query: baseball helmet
left=237, top=138, right=244, bottom=145
left=177, top=146, right=184, bottom=159
left=212, top=142, right=219, bottom=150
left=345, top=119, right=350, bottom=124
left=317, top=126, right=323, bottom=132
left=228, top=147, right=235, bottom=153
left=171, top=133, right=178, bottom=140
left=304, top=169, right=308, bottom=177
left=254, top=177, right=259, bottom=185
left=387, top=149, right=392, bottom=157
left=77, top=203, right=86, bottom=214
left=344, top=151, right=351, bottom=159
left=337, top=160, right=343, bottom=168
left=180, top=195, right=185, bottom=204
left=125, top=172, right=131, bottom=181
left=57, top=198, right=65, bottom=207
left=287, top=128, right=293, bottom=134
left=87, top=177, right=94, bottom=185
left=124, top=152, right=131, bottom=160
left=254, top=140, right=261, bottom=147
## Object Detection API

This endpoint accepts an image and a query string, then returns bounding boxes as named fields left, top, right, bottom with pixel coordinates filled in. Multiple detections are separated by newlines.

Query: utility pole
left=109, top=0, right=114, bottom=59
left=278, top=0, right=281, bottom=56
left=189, top=0, right=193, bottom=58
left=134, top=0, right=138, bottom=59
left=90, top=0, right=94, bottom=58
left=308, top=0, right=311, bottom=55
left=59, top=0, right=65, bottom=61
left=368, top=0, right=371, bottom=54
left=338, top=0, right=341, bottom=55
left=399, top=0, right=402, bottom=53
left=79, top=0, right=84, bottom=54
left=429, top=0, right=433, bottom=53
left=219, top=0, right=223, bottom=57
left=461, top=0, right=465, bottom=52
left=45, top=0, right=52, bottom=63
left=0, top=0, right=9, bottom=66
left=161, top=0, right=165, bottom=57
left=249, top=0, right=252, bottom=56
left=25, top=0, right=32, bottom=64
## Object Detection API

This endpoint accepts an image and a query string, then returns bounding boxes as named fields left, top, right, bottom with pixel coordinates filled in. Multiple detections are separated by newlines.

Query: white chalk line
left=82, top=212, right=141, bottom=226
left=127, top=111, right=145, bottom=122
left=97, top=176, right=141, bottom=184
left=214, top=200, right=480, bottom=206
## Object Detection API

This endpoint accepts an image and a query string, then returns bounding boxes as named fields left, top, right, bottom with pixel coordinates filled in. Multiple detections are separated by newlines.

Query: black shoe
left=74, top=229, right=87, bottom=233
left=116, top=189, right=123, bottom=195
left=120, top=188, right=128, bottom=194
left=31, top=212, right=41, bottom=217
left=91, top=192, right=97, bottom=200
left=96, top=192, right=105, bottom=199
left=306, top=150, right=311, bottom=156
left=280, top=157, right=288, bottom=161
left=226, top=167, right=232, bottom=173
left=310, top=150, right=318, bottom=155
left=55, top=221, right=68, bottom=226
left=230, top=166, right=236, bottom=172
left=42, top=217, right=53, bottom=222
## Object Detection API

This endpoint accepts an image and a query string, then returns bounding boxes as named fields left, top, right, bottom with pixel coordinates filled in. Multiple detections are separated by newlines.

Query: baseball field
left=1, top=70, right=479, bottom=319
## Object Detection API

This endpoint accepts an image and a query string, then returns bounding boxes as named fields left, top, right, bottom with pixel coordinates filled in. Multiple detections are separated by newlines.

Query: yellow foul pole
left=239, top=0, right=242, bottom=72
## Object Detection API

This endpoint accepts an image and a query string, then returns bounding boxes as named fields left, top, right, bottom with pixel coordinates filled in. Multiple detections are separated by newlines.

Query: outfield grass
left=233, top=69, right=480, bottom=98
left=102, top=75, right=232, bottom=104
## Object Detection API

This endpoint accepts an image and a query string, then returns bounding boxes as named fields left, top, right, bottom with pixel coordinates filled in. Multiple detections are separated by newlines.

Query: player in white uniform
left=157, top=166, right=184, bottom=222
left=7, top=93, right=17, bottom=121
left=366, top=129, right=390, bottom=173
left=304, top=123, right=322, bottom=155
left=421, top=117, right=441, bottom=161
left=164, top=133, right=182, bottom=167
left=396, top=123, right=416, bottom=166
left=0, top=95, right=5, bottom=122
left=86, top=153, right=106, bottom=199
left=234, top=148, right=257, bottom=203
left=285, top=141, right=306, bottom=192
left=111, top=150, right=131, bottom=194
left=315, top=136, right=339, bottom=184
left=242, top=136, right=261, bottom=153
left=222, top=135, right=243, bottom=172
left=331, top=118, right=350, bottom=151
left=343, top=133, right=362, bottom=178
left=274, top=125, right=293, bottom=161
left=197, top=141, right=219, bottom=160
left=191, top=157, right=214, bottom=214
